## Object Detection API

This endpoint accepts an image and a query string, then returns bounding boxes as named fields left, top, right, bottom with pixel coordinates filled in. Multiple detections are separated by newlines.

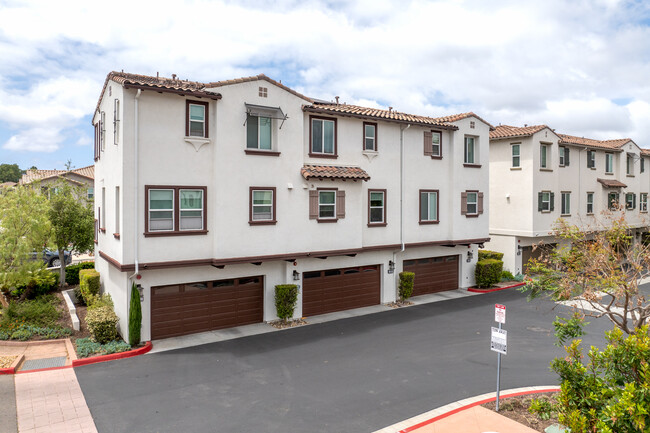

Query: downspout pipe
left=392, top=123, right=411, bottom=294
left=129, top=89, right=142, bottom=280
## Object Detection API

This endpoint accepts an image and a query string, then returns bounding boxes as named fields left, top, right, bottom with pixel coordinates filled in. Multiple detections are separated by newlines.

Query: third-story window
left=642, top=157, right=646, bottom=173
left=606, top=153, right=614, bottom=173
left=87, top=187, right=94, bottom=200
left=561, top=192, right=571, bottom=215
left=310, top=117, right=336, bottom=156
left=368, top=190, right=386, bottom=225
left=113, top=99, right=120, bottom=145
left=627, top=153, right=634, bottom=175
left=511, top=144, right=520, bottom=168
left=626, top=192, right=636, bottom=210
left=586, top=192, right=594, bottom=214
left=587, top=150, right=595, bottom=168
left=186, top=101, right=208, bottom=138
left=419, top=190, right=439, bottom=223
left=363, top=122, right=377, bottom=151
left=540, top=144, right=549, bottom=169
left=247, top=115, right=272, bottom=150
left=431, top=131, right=441, bottom=157
left=464, top=136, right=476, bottom=164
left=249, top=188, right=276, bottom=224
left=559, top=146, right=569, bottom=166
left=641, top=193, right=648, bottom=212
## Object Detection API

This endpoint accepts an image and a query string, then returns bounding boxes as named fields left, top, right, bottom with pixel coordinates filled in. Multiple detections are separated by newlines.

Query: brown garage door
left=302, top=265, right=381, bottom=316
left=403, top=255, right=459, bottom=296
left=151, top=276, right=263, bottom=340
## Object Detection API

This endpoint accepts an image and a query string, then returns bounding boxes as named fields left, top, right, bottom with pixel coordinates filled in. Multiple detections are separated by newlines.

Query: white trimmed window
left=511, top=144, right=520, bottom=168
left=586, top=192, right=594, bottom=215
left=148, top=189, right=174, bottom=231
left=250, top=188, right=275, bottom=223
left=364, top=122, right=377, bottom=151
left=179, top=189, right=204, bottom=230
left=187, top=102, right=207, bottom=137
left=641, top=193, right=648, bottom=212
left=318, top=190, right=337, bottom=219
left=146, top=186, right=207, bottom=235
left=431, top=131, right=441, bottom=157
left=368, top=190, right=385, bottom=225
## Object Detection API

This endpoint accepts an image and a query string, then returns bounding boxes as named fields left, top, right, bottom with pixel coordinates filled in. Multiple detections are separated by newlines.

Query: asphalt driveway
left=75, top=289, right=614, bottom=433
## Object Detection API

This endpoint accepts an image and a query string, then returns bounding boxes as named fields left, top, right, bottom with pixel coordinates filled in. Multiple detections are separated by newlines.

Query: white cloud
left=4, top=127, right=62, bottom=152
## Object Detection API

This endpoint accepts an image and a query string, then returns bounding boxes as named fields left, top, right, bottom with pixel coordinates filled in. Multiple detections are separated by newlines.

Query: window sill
left=626, top=174, right=635, bottom=177
left=113, top=233, right=120, bottom=239
left=540, top=210, right=552, bottom=213
left=561, top=214, right=571, bottom=217
left=589, top=167, right=596, bottom=170
left=431, top=155, right=443, bottom=160
left=184, top=137, right=211, bottom=152
left=605, top=172, right=614, bottom=175
left=586, top=213, right=594, bottom=216
left=419, top=220, right=439, bottom=225
left=641, top=211, right=648, bottom=213
left=245, top=149, right=281, bottom=157
left=539, top=168, right=553, bottom=172
left=510, top=167, right=522, bottom=170
left=367, top=222, right=387, bottom=227
left=317, top=218, right=338, bottom=223
left=249, top=220, right=277, bottom=226
left=309, top=153, right=338, bottom=159
left=99, top=228, right=106, bottom=233
left=463, top=163, right=482, bottom=168
left=144, top=229, right=208, bottom=237
left=464, top=214, right=479, bottom=218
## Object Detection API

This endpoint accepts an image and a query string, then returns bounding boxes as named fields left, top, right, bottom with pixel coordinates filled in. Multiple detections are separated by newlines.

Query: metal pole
left=496, top=322, right=502, bottom=411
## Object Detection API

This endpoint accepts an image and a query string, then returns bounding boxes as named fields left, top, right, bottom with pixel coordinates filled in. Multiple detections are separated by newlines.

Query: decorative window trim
left=309, top=115, right=337, bottom=158
left=419, top=189, right=439, bottom=224
left=185, top=100, right=209, bottom=138
left=144, top=185, right=208, bottom=237
left=317, top=188, right=338, bottom=222
left=368, top=189, right=387, bottom=227
left=249, top=187, right=277, bottom=225
left=363, top=122, right=377, bottom=151
left=461, top=190, right=484, bottom=217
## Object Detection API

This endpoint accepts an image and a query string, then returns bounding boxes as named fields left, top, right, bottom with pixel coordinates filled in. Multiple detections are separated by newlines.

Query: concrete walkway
left=14, top=368, right=97, bottom=433
left=0, top=339, right=75, bottom=371
left=0, top=375, right=18, bottom=433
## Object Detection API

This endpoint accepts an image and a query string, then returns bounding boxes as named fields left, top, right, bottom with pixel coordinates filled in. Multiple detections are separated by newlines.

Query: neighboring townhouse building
left=488, top=124, right=650, bottom=274
left=19, top=166, right=95, bottom=200
left=93, top=71, right=492, bottom=342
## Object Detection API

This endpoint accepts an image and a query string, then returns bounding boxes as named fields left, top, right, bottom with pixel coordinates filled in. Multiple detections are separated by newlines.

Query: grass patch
left=0, top=294, right=61, bottom=327
left=75, top=338, right=131, bottom=358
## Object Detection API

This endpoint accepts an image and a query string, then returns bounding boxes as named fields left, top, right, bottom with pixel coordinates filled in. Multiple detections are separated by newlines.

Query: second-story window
left=363, top=122, right=377, bottom=151
left=608, top=192, right=619, bottom=210
left=113, top=99, right=120, bottom=145
left=561, top=192, right=571, bottom=215
left=461, top=191, right=484, bottom=217
left=627, top=153, right=634, bottom=175
left=247, top=115, right=272, bottom=150
left=146, top=186, right=207, bottom=235
left=540, top=144, right=549, bottom=169
left=249, top=187, right=276, bottom=224
left=642, top=157, right=646, bottom=173
left=368, top=190, right=386, bottom=226
left=419, top=190, right=439, bottom=224
left=186, top=101, right=209, bottom=138
left=464, top=136, right=476, bottom=164
left=511, top=144, right=520, bottom=168
left=641, top=193, right=648, bottom=212
left=626, top=192, right=636, bottom=210
left=587, top=150, right=595, bottom=168
left=586, top=192, right=594, bottom=214
left=310, top=117, right=336, bottom=157
left=538, top=191, right=554, bottom=212
left=605, top=153, right=614, bottom=174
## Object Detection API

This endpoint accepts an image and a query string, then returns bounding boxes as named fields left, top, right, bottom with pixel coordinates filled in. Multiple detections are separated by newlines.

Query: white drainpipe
left=392, top=123, right=411, bottom=292
left=129, top=89, right=142, bottom=280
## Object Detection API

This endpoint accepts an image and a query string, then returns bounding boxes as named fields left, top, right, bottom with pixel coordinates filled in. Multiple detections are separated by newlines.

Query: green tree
left=0, top=163, right=23, bottom=183
left=129, top=282, right=142, bottom=346
left=522, top=214, right=649, bottom=335
left=0, top=186, right=51, bottom=293
left=47, top=182, right=94, bottom=287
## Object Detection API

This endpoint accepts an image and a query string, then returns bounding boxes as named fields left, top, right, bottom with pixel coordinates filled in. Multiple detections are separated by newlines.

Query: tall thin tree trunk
left=59, top=248, right=66, bottom=288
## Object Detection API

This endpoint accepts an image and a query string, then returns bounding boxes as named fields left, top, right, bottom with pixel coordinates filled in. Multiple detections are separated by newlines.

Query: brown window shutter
left=423, top=131, right=433, bottom=156
left=336, top=190, right=346, bottom=219
left=478, top=192, right=484, bottom=214
left=461, top=192, right=468, bottom=215
left=309, top=190, right=318, bottom=219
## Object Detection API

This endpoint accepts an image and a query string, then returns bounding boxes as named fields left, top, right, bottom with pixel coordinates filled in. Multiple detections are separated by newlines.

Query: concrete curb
left=374, top=385, right=561, bottom=433
left=72, top=341, right=152, bottom=367
left=0, top=354, right=24, bottom=375
left=467, top=282, right=526, bottom=293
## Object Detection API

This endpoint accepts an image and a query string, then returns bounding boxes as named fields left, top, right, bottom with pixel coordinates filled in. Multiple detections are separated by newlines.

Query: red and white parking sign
left=495, top=304, right=506, bottom=324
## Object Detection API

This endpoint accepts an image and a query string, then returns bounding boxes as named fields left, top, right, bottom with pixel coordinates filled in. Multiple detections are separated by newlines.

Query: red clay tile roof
left=431, top=112, right=495, bottom=130
left=205, top=74, right=312, bottom=102
left=490, top=124, right=550, bottom=139
left=20, top=165, right=94, bottom=185
left=301, top=165, right=370, bottom=181
left=558, top=134, right=630, bottom=151
left=597, top=178, right=627, bottom=188
left=641, top=149, right=650, bottom=156
left=304, top=103, right=458, bottom=129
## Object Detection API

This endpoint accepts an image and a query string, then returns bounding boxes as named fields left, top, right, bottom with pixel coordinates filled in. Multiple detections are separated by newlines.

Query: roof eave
left=122, top=83, right=222, bottom=100
left=302, top=106, right=458, bottom=130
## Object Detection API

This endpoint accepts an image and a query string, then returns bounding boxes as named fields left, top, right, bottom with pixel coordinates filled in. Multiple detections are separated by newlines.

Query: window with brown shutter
left=336, top=190, right=345, bottom=218
left=309, top=190, right=318, bottom=219
left=312, top=189, right=344, bottom=222
left=423, top=131, right=433, bottom=156
left=478, top=192, right=484, bottom=214
left=462, top=190, right=481, bottom=217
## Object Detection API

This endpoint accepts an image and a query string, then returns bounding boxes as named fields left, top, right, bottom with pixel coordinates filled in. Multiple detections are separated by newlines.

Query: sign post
left=491, top=304, right=507, bottom=411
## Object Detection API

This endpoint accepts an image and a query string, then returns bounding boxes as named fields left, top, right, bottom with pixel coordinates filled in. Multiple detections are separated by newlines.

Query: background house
left=93, top=71, right=492, bottom=342
left=19, top=166, right=95, bottom=200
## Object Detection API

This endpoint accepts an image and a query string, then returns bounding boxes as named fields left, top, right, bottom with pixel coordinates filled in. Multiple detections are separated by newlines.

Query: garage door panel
left=151, top=276, right=264, bottom=340
left=404, top=255, right=459, bottom=296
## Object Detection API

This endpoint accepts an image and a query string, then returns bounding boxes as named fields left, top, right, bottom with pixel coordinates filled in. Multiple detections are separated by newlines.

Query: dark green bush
left=478, top=250, right=504, bottom=261
left=500, top=270, right=515, bottom=282
left=475, top=259, right=503, bottom=288
left=86, top=305, right=119, bottom=344
left=79, top=269, right=100, bottom=306
left=65, top=262, right=95, bottom=285
left=1, top=295, right=61, bottom=327
left=398, top=272, right=415, bottom=300
left=275, top=284, right=298, bottom=321
left=129, top=282, right=141, bottom=346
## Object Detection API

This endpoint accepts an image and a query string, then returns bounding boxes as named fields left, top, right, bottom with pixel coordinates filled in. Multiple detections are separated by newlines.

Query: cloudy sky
left=1, top=0, right=650, bottom=169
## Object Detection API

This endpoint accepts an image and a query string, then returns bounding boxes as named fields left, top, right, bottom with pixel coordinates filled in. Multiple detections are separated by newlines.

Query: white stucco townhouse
left=92, top=71, right=492, bottom=342
left=488, top=124, right=650, bottom=274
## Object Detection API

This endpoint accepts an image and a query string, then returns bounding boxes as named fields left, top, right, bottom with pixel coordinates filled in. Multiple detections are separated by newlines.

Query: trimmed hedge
left=86, top=305, right=119, bottom=344
left=478, top=250, right=504, bottom=261
left=79, top=269, right=100, bottom=306
left=398, top=271, right=415, bottom=300
left=275, top=284, right=298, bottom=321
left=65, top=262, right=95, bottom=285
left=475, top=259, right=503, bottom=288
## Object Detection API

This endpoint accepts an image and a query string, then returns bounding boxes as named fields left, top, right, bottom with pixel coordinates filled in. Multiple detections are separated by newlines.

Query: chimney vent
left=335, top=96, right=339, bottom=104
left=172, top=74, right=177, bottom=80
left=389, top=107, right=393, bottom=113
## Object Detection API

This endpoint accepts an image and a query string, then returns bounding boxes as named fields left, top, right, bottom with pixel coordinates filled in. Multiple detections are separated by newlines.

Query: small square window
left=259, top=87, right=268, bottom=97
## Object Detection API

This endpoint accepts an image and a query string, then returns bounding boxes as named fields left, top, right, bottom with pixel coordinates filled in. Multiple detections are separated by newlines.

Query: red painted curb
left=468, top=282, right=526, bottom=293
left=399, top=387, right=561, bottom=433
left=0, top=367, right=16, bottom=375
left=72, top=341, right=152, bottom=367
